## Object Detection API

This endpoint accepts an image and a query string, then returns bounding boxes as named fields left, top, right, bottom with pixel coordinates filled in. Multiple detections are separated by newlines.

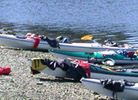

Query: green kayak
left=50, top=49, right=138, bottom=66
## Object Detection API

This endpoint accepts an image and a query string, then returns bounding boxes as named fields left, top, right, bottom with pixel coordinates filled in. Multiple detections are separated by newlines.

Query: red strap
left=33, top=37, right=40, bottom=48
left=26, top=35, right=40, bottom=48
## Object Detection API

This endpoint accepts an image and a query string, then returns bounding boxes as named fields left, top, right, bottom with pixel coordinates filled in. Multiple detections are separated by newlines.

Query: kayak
left=81, top=78, right=138, bottom=100
left=29, top=58, right=138, bottom=82
left=0, top=34, right=137, bottom=53
left=50, top=49, right=138, bottom=66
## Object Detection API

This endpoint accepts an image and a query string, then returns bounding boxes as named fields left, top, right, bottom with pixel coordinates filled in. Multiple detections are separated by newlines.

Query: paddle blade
left=81, top=35, right=93, bottom=40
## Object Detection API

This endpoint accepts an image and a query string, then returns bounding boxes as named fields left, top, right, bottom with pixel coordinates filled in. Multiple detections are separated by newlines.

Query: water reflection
left=0, top=0, right=138, bottom=46
left=0, top=22, right=129, bottom=45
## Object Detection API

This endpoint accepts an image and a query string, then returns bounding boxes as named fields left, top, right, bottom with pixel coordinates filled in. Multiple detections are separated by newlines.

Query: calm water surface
left=0, top=0, right=138, bottom=46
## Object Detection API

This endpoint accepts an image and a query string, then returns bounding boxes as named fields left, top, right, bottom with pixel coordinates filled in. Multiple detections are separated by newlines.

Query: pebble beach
left=0, top=45, right=115, bottom=100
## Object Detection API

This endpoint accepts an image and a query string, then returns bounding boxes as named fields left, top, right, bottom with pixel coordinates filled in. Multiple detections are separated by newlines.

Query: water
left=0, top=0, right=138, bottom=46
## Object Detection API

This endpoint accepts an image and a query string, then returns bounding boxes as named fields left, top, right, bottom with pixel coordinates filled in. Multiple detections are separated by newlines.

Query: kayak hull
left=50, top=50, right=138, bottom=65
left=29, top=58, right=138, bottom=82
left=81, top=78, right=138, bottom=100
left=0, top=34, right=137, bottom=53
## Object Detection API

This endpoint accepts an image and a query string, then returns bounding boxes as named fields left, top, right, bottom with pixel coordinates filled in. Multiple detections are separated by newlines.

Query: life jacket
left=44, top=37, right=60, bottom=48
left=74, top=60, right=91, bottom=78
left=0, top=67, right=11, bottom=75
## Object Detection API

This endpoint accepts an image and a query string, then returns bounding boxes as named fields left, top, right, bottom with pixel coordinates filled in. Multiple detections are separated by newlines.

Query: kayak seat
left=101, top=79, right=125, bottom=98
left=0, top=67, right=11, bottom=75
left=56, top=35, right=70, bottom=43
left=101, top=79, right=125, bottom=92
left=41, top=36, right=60, bottom=48
left=16, top=36, right=26, bottom=39
left=104, top=39, right=118, bottom=47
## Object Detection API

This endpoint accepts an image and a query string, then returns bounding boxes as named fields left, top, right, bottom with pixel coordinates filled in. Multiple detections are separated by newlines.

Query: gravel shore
left=0, top=45, right=114, bottom=100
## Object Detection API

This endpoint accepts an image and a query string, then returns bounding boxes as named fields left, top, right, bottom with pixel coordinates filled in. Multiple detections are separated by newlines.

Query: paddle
left=81, top=34, right=93, bottom=40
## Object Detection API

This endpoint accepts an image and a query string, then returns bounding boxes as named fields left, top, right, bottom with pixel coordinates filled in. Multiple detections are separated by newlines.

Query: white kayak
left=81, top=78, right=138, bottom=100
left=0, top=34, right=137, bottom=53
left=29, top=58, right=138, bottom=82
left=41, top=67, right=67, bottom=78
